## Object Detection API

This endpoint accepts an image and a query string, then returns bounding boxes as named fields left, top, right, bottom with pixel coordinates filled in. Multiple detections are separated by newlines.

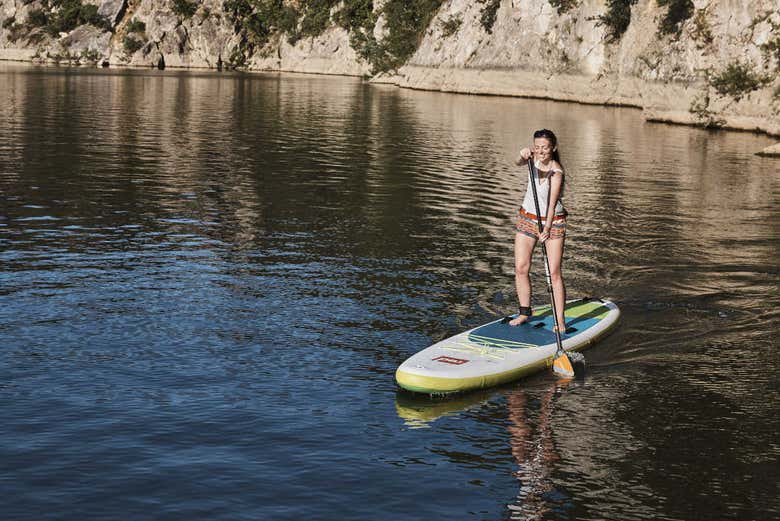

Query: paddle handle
left=526, top=157, right=565, bottom=355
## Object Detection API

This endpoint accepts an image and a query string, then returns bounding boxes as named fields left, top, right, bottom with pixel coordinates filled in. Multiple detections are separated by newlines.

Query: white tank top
left=521, top=160, right=565, bottom=217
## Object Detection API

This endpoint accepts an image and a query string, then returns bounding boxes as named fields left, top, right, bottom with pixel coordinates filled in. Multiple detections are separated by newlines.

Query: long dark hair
left=533, top=128, right=563, bottom=168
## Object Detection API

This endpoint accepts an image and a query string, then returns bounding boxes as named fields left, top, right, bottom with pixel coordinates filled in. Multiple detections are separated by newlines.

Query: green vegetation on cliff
left=479, top=0, right=500, bottom=33
left=27, top=0, right=110, bottom=36
left=377, top=0, right=444, bottom=71
left=173, top=0, right=199, bottom=19
left=599, top=0, right=695, bottom=41
left=710, top=62, right=771, bottom=101
left=334, top=0, right=380, bottom=71
left=123, top=18, right=147, bottom=55
left=319, top=0, right=444, bottom=73
left=223, top=0, right=443, bottom=74
left=549, top=0, right=579, bottom=15
left=126, top=19, right=146, bottom=34
left=123, top=35, right=144, bottom=54
left=763, top=36, right=780, bottom=64
left=656, top=0, right=694, bottom=36
left=759, top=15, right=780, bottom=66
left=223, top=0, right=297, bottom=65
left=298, top=0, right=336, bottom=39
left=599, top=0, right=637, bottom=42
left=439, top=15, right=461, bottom=37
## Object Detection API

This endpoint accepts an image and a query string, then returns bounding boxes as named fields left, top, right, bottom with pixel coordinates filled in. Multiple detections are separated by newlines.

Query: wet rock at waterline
left=757, top=143, right=780, bottom=157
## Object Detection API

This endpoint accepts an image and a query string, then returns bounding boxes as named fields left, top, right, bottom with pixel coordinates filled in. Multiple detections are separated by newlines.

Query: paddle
left=525, top=154, right=575, bottom=378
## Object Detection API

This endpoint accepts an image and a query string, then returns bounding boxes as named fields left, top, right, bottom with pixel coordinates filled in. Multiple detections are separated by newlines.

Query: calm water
left=1, top=64, right=778, bottom=521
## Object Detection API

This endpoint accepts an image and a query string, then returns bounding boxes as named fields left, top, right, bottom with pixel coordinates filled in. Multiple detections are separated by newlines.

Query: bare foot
left=508, top=314, right=530, bottom=326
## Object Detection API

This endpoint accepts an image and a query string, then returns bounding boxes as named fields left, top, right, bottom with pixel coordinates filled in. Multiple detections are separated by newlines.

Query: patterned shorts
left=515, top=208, right=566, bottom=240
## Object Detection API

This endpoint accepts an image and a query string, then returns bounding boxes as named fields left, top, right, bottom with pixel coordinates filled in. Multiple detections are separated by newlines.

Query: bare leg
left=544, top=236, right=566, bottom=331
left=509, top=233, right=537, bottom=326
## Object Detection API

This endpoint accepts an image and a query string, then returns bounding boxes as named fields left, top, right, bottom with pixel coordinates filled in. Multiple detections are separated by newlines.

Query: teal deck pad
left=468, top=304, right=607, bottom=348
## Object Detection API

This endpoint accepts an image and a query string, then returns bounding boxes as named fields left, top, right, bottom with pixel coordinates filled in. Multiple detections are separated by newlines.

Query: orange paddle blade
left=552, top=353, right=575, bottom=378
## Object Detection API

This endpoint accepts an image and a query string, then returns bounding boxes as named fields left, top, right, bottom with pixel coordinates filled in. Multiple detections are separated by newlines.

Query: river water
left=1, top=64, right=778, bottom=521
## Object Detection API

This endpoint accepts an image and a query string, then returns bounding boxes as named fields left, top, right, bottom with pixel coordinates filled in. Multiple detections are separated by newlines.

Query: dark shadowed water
left=1, top=64, right=778, bottom=521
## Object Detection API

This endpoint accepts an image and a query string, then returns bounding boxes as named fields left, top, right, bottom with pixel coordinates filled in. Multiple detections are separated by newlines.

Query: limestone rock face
left=411, top=0, right=606, bottom=74
left=111, top=0, right=235, bottom=68
left=0, top=0, right=47, bottom=57
left=97, top=0, right=127, bottom=26
left=251, top=26, right=370, bottom=76
left=61, top=24, right=111, bottom=57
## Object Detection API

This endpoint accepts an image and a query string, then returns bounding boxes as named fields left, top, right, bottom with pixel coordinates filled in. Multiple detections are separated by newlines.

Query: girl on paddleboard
left=509, top=129, right=567, bottom=331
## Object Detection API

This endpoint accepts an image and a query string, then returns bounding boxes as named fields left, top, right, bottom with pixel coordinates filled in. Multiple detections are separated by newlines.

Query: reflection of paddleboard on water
left=396, top=298, right=620, bottom=394
left=395, top=389, right=496, bottom=428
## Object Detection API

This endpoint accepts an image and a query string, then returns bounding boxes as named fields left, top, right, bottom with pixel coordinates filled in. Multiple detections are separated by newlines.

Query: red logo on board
left=432, top=356, right=469, bottom=365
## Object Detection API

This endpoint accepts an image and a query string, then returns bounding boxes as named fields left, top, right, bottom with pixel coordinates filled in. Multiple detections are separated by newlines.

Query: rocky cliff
left=1, top=0, right=778, bottom=151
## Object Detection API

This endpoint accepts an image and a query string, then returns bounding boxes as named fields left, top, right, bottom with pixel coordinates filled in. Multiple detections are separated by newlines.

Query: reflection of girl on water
left=509, top=129, right=567, bottom=331
left=506, top=387, right=561, bottom=519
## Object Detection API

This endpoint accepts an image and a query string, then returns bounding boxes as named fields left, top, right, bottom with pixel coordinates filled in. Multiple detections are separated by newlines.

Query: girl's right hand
left=516, top=147, right=532, bottom=165
left=538, top=227, right=551, bottom=243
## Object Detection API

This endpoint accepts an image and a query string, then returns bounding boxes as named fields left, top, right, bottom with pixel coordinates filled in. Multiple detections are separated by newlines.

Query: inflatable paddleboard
left=396, top=298, right=620, bottom=394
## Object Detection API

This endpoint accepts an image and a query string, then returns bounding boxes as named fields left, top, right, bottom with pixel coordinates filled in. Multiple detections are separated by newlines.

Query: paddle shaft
left=526, top=157, right=565, bottom=356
